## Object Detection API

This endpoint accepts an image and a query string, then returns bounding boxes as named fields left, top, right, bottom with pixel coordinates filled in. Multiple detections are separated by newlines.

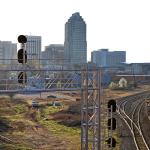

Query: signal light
left=18, top=49, right=27, bottom=64
left=107, top=99, right=117, bottom=148
left=106, top=137, right=116, bottom=148
left=18, top=72, right=27, bottom=84
left=108, top=118, right=116, bottom=130
left=17, top=35, right=27, bottom=84
left=18, top=35, right=27, bottom=43
left=108, top=99, right=116, bottom=112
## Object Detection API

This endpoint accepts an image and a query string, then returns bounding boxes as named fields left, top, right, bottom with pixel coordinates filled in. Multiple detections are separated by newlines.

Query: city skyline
left=0, top=0, right=150, bottom=63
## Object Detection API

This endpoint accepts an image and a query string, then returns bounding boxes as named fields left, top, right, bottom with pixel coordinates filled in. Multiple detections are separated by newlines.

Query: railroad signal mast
left=17, top=35, right=27, bottom=85
left=107, top=99, right=117, bottom=149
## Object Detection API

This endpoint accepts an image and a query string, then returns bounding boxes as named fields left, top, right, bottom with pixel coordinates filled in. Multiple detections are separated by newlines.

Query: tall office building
left=64, top=12, right=87, bottom=67
left=25, top=35, right=42, bottom=60
left=0, top=41, right=17, bottom=65
left=91, top=49, right=126, bottom=67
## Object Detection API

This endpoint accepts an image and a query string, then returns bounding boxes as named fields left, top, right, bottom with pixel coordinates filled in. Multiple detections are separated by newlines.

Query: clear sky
left=0, top=0, right=150, bottom=63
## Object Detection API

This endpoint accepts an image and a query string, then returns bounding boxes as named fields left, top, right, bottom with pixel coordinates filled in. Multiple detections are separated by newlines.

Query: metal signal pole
left=81, top=65, right=101, bottom=150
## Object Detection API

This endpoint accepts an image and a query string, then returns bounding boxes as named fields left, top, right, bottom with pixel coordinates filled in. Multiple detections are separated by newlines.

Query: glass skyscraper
left=64, top=12, right=87, bottom=67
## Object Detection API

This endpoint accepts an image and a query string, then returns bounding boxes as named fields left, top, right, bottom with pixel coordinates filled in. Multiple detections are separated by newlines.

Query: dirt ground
left=0, top=84, right=150, bottom=150
left=0, top=95, right=81, bottom=150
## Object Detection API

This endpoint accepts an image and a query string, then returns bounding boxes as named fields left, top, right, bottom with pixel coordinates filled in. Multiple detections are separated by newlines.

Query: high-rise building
left=25, top=35, right=42, bottom=61
left=64, top=12, right=87, bottom=67
left=91, top=49, right=126, bottom=67
left=42, top=44, right=64, bottom=68
left=0, top=41, right=17, bottom=65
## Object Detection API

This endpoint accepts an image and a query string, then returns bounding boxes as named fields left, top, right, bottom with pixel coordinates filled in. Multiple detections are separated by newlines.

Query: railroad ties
left=117, top=91, right=150, bottom=150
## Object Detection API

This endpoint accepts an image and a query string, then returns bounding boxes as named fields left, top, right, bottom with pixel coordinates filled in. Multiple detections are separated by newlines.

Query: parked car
left=32, top=100, right=39, bottom=108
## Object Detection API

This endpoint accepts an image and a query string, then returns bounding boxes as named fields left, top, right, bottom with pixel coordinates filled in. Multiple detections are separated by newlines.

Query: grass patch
left=0, top=143, right=32, bottom=150
left=13, top=104, right=27, bottom=114
left=5, top=114, right=23, bottom=121
left=39, top=119, right=81, bottom=149
left=40, top=119, right=80, bottom=136
left=39, top=106, right=80, bottom=137
left=38, top=106, right=81, bottom=147
left=41, top=106, right=61, bottom=116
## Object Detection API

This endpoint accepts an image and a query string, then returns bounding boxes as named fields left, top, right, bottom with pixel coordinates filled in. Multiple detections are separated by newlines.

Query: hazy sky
left=0, top=0, right=150, bottom=62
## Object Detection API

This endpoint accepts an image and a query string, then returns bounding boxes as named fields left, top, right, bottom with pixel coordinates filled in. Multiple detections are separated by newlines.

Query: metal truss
left=81, top=65, right=101, bottom=150
left=0, top=69, right=82, bottom=93
left=0, top=60, right=91, bottom=93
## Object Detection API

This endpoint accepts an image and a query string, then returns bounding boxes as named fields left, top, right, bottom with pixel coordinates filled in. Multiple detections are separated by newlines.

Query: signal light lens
left=17, top=49, right=27, bottom=63
left=18, top=35, right=27, bottom=43
left=108, top=99, right=116, bottom=112
left=106, top=137, right=116, bottom=148
left=18, top=72, right=27, bottom=84
left=108, top=118, right=116, bottom=130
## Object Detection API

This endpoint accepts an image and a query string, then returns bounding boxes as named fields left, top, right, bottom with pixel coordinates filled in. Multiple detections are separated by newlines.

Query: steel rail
left=137, top=100, right=149, bottom=150
left=117, top=92, right=150, bottom=150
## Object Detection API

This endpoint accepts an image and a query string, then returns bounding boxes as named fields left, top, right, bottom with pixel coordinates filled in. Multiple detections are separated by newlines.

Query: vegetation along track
left=117, top=91, right=150, bottom=150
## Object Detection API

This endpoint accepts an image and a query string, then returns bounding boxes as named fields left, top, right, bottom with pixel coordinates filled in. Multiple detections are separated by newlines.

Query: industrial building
left=42, top=44, right=64, bottom=68
left=0, top=41, right=17, bottom=65
left=91, top=49, right=126, bottom=67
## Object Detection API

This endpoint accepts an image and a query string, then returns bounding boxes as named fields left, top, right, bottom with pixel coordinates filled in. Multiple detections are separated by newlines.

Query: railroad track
left=0, top=134, right=15, bottom=144
left=117, top=91, right=150, bottom=150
